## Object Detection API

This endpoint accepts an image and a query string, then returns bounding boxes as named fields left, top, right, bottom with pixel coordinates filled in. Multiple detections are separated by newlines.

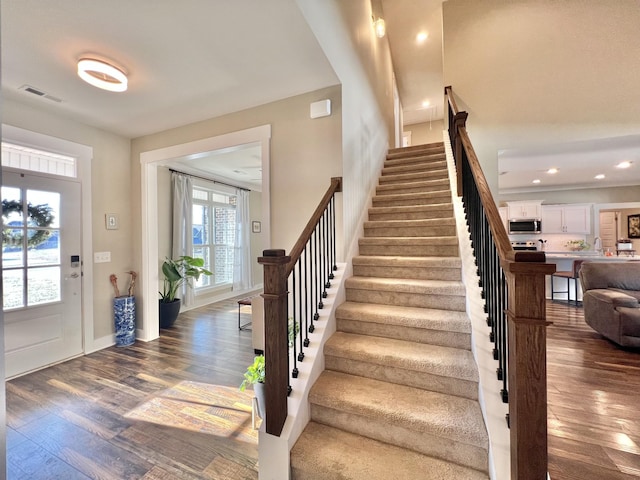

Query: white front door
left=2, top=171, right=83, bottom=378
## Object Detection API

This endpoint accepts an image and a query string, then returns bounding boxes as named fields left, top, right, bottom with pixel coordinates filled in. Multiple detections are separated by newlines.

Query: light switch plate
left=94, top=251, right=111, bottom=263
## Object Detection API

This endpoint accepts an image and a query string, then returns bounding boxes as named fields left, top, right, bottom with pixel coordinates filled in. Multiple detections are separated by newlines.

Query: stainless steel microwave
left=508, top=218, right=541, bottom=234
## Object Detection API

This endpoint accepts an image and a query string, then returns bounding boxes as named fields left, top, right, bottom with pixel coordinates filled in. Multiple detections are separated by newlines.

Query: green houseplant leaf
left=240, top=355, right=265, bottom=391
left=159, top=255, right=212, bottom=303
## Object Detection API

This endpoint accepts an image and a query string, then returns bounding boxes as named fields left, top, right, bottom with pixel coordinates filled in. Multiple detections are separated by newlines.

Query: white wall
left=297, top=0, right=396, bottom=259
left=3, top=99, right=134, bottom=343
left=250, top=190, right=264, bottom=286
left=443, top=0, right=640, bottom=204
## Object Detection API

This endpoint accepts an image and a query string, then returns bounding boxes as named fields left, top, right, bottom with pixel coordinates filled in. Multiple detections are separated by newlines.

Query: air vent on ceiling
left=18, top=84, right=62, bottom=103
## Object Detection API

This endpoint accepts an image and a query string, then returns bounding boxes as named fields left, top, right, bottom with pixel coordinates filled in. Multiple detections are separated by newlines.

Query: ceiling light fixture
left=595, top=174, right=605, bottom=180
left=547, top=168, right=558, bottom=174
left=416, top=32, right=428, bottom=43
left=532, top=179, right=541, bottom=184
left=616, top=161, right=632, bottom=169
left=373, top=17, right=386, bottom=38
left=422, top=100, right=431, bottom=108
left=77, top=58, right=128, bottom=92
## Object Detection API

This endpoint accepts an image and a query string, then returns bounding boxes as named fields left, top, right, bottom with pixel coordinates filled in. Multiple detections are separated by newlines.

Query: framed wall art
left=628, top=214, right=640, bottom=239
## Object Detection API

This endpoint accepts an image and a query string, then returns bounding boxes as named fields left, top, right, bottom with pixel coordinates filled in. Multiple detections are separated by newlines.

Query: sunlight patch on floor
left=125, top=381, right=259, bottom=443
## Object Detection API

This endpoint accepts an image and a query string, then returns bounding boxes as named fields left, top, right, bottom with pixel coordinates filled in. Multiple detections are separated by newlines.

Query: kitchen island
left=544, top=251, right=638, bottom=303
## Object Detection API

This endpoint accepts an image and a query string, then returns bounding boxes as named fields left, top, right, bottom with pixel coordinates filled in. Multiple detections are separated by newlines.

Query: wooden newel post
left=258, top=249, right=291, bottom=436
left=504, top=260, right=556, bottom=480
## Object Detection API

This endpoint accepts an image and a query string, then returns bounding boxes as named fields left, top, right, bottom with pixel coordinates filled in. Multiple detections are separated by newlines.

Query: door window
left=2, top=186, right=61, bottom=310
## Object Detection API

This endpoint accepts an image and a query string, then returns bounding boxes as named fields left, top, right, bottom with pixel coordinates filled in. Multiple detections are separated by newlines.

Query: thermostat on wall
left=310, top=99, right=331, bottom=119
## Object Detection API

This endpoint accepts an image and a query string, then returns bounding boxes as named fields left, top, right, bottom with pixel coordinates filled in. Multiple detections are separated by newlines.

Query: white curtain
left=172, top=172, right=195, bottom=307
left=233, top=188, right=252, bottom=291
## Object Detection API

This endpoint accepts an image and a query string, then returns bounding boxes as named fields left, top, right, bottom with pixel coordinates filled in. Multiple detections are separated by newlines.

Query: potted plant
left=159, top=255, right=212, bottom=328
left=240, top=355, right=265, bottom=418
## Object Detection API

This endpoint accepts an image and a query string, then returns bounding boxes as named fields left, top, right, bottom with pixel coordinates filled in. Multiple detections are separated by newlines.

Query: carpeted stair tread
left=378, top=169, right=448, bottom=185
left=291, top=422, right=488, bottom=480
left=363, top=219, right=456, bottom=238
left=353, top=254, right=459, bottom=266
left=310, top=370, right=489, bottom=450
left=388, top=142, right=444, bottom=155
left=371, top=190, right=451, bottom=207
left=376, top=178, right=450, bottom=195
left=358, top=236, right=459, bottom=258
left=384, top=155, right=446, bottom=169
left=325, top=331, right=479, bottom=383
left=364, top=218, right=456, bottom=229
left=335, top=302, right=471, bottom=349
left=336, top=301, right=470, bottom=333
left=382, top=162, right=447, bottom=176
left=345, top=276, right=465, bottom=296
left=368, top=203, right=454, bottom=221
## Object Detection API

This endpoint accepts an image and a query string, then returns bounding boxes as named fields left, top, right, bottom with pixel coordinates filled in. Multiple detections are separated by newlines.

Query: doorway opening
left=139, top=125, right=271, bottom=341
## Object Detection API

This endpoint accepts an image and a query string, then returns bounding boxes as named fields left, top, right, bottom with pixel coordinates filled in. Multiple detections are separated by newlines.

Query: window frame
left=190, top=183, right=237, bottom=293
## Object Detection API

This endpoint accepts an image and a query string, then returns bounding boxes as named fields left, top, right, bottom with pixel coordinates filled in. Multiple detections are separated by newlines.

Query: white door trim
left=1, top=124, right=94, bottom=353
left=139, top=124, right=271, bottom=342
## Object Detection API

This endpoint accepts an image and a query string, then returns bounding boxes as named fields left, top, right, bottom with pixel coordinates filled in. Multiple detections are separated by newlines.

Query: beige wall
left=443, top=0, right=640, bottom=204
left=3, top=98, right=134, bottom=341
left=131, top=85, right=342, bottom=328
left=405, top=120, right=445, bottom=146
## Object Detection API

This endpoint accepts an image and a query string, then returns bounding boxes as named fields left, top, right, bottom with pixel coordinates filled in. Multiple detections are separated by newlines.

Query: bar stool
left=551, top=260, right=586, bottom=305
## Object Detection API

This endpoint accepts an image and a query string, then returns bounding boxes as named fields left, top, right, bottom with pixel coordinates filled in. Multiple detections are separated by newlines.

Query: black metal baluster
left=330, top=195, right=337, bottom=277
left=324, top=209, right=331, bottom=290
left=317, top=224, right=324, bottom=309
left=291, top=268, right=299, bottom=378
left=297, top=259, right=304, bottom=362
left=321, top=210, right=328, bottom=298
left=305, top=244, right=314, bottom=335
left=313, top=228, right=320, bottom=318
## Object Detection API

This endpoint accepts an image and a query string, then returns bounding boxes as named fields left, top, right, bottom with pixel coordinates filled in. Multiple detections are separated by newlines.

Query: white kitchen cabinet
left=499, top=207, right=508, bottom=232
left=542, top=204, right=591, bottom=234
left=507, top=201, right=542, bottom=219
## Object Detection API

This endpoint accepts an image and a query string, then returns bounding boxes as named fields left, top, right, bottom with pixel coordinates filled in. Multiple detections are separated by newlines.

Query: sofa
left=579, top=261, right=640, bottom=347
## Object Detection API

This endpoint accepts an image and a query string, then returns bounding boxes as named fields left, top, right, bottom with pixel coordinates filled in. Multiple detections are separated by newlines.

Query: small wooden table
left=616, top=249, right=636, bottom=257
left=237, top=297, right=253, bottom=330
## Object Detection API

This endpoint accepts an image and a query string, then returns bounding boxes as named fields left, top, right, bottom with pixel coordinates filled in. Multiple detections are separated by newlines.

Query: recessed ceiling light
left=422, top=100, right=431, bottom=108
left=595, top=174, right=605, bottom=180
left=77, top=58, right=128, bottom=92
left=532, top=179, right=541, bottom=184
left=547, top=168, right=558, bottom=174
left=616, top=161, right=632, bottom=169
left=416, top=32, right=428, bottom=43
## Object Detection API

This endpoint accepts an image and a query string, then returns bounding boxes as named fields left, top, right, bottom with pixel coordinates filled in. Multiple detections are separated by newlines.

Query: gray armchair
left=579, top=262, right=640, bottom=347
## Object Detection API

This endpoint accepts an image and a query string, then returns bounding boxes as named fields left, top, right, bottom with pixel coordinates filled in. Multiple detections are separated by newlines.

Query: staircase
left=290, top=143, right=489, bottom=479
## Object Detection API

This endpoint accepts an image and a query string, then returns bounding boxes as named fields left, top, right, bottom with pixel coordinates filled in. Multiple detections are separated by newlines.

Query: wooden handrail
left=258, top=177, right=343, bottom=437
left=446, top=86, right=555, bottom=480
left=286, top=177, right=342, bottom=276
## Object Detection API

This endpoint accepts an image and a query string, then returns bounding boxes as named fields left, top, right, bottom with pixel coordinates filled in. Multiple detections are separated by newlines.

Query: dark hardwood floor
left=6, top=296, right=259, bottom=480
left=5, top=296, right=640, bottom=479
left=547, top=300, right=640, bottom=479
